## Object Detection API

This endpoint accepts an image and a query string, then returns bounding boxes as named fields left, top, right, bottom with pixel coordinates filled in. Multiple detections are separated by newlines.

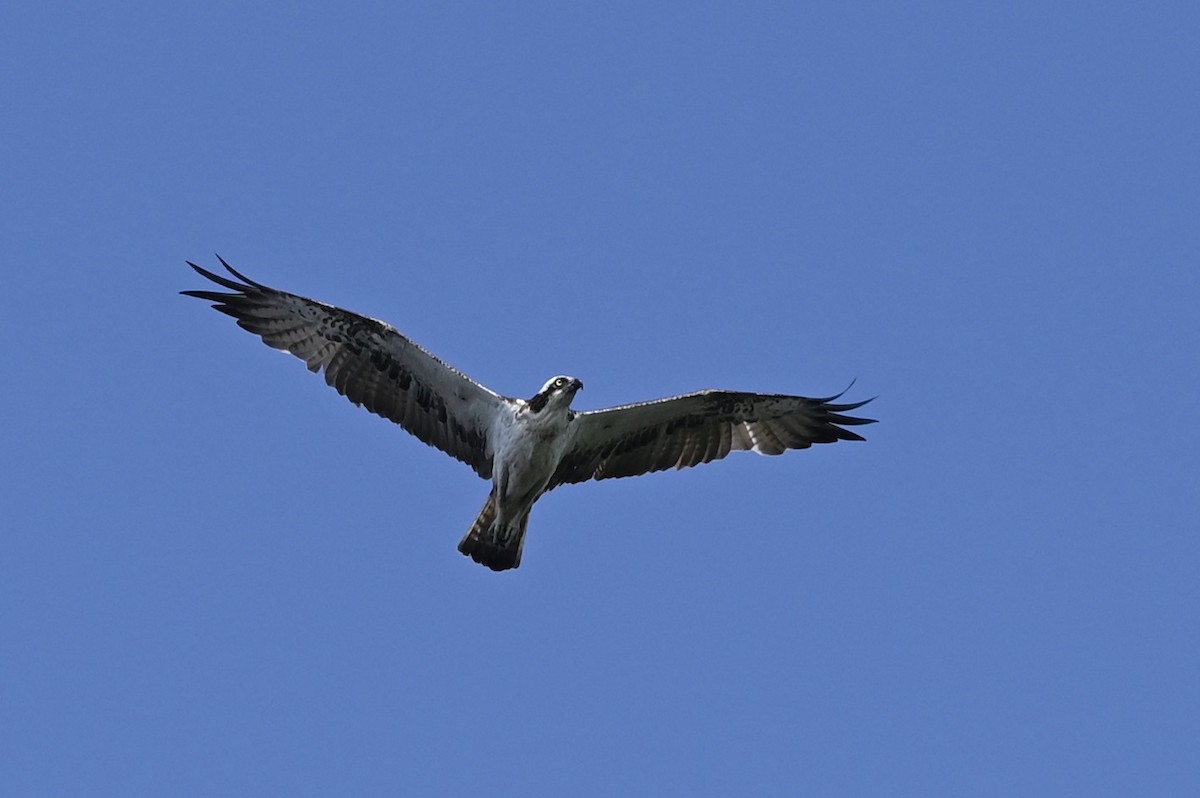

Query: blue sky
left=3, top=2, right=1197, bottom=795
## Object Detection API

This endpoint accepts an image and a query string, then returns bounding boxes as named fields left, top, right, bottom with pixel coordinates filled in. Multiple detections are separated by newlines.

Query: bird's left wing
left=549, top=388, right=874, bottom=487
left=182, top=257, right=508, bottom=478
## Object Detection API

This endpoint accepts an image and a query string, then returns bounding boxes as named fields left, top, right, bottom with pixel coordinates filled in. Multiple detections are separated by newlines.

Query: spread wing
left=182, top=257, right=507, bottom=478
left=549, top=388, right=875, bottom=487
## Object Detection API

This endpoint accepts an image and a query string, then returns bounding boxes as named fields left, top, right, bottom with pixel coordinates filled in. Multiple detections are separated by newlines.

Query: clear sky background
left=3, top=2, right=1197, bottom=795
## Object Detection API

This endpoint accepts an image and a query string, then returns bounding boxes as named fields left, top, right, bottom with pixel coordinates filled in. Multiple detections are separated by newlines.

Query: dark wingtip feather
left=825, top=397, right=876, bottom=414
left=180, top=289, right=234, bottom=302
left=182, top=257, right=275, bottom=300
left=814, top=379, right=862, bottom=404
left=826, top=411, right=877, bottom=427
left=215, top=254, right=267, bottom=289
left=811, top=383, right=877, bottom=441
left=182, top=260, right=253, bottom=293
left=817, top=380, right=877, bottom=427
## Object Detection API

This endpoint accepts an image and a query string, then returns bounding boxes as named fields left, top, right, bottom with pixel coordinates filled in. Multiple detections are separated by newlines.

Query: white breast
left=491, top=404, right=574, bottom=508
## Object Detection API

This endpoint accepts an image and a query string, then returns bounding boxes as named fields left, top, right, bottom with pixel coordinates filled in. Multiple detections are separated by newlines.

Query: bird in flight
left=183, top=257, right=876, bottom=571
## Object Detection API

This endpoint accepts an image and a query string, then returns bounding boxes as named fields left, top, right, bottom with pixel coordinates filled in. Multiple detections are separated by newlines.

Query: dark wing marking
left=549, top=388, right=874, bottom=487
left=182, top=257, right=506, bottom=478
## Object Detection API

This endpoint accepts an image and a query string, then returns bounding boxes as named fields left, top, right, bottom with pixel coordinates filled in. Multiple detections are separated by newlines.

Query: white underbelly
left=491, top=413, right=572, bottom=511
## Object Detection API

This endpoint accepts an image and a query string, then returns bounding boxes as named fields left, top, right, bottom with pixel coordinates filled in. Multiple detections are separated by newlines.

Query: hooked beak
left=572, top=378, right=584, bottom=391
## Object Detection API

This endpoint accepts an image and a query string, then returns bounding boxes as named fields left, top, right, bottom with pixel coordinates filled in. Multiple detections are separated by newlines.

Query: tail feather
left=457, top=491, right=529, bottom=571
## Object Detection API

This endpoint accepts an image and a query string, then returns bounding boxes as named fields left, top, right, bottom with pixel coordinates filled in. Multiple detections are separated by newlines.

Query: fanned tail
left=457, top=490, right=529, bottom=571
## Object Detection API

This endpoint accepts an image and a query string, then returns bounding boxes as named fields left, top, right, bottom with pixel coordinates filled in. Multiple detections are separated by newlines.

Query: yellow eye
left=554, top=377, right=567, bottom=388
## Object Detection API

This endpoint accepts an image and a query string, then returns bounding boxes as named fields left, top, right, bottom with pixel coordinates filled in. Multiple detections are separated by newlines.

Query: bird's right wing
left=183, top=257, right=509, bottom=478
left=549, top=388, right=874, bottom=488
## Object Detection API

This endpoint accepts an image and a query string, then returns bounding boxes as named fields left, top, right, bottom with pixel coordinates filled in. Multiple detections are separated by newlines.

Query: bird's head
left=529, top=375, right=583, bottom=412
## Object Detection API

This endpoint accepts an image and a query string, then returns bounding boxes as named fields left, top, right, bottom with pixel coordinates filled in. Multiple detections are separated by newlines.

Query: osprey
left=183, top=257, right=876, bottom=571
